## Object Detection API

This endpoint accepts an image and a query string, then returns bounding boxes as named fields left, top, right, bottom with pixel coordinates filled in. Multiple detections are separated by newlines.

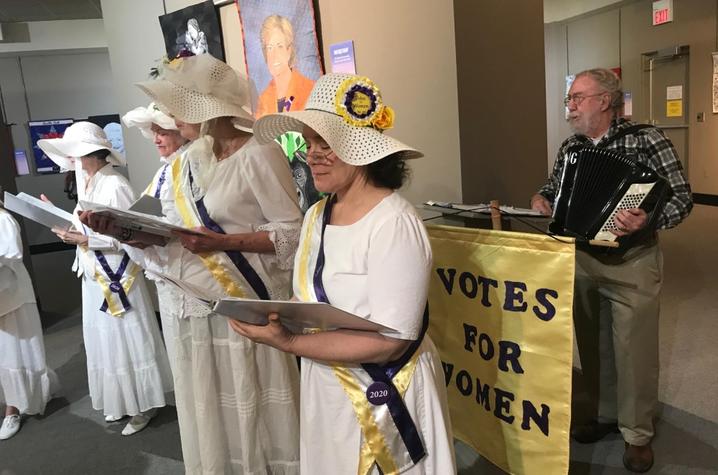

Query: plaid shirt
left=538, top=118, right=693, bottom=229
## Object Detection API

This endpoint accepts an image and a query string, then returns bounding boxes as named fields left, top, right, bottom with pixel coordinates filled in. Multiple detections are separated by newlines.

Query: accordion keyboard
left=595, top=183, right=656, bottom=241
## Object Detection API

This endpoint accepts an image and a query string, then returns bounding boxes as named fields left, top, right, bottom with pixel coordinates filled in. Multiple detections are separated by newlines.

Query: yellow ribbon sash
left=94, top=262, right=140, bottom=317
left=170, top=156, right=248, bottom=299
left=296, top=197, right=424, bottom=474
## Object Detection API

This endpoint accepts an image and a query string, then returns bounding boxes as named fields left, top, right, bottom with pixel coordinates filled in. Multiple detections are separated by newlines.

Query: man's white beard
left=568, top=114, right=600, bottom=137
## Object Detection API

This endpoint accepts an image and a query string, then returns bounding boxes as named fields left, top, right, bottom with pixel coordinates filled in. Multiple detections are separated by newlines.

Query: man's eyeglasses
left=563, top=92, right=607, bottom=106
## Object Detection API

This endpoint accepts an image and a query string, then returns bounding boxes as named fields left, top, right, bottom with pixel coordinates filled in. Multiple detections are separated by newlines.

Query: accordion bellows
left=549, top=147, right=669, bottom=245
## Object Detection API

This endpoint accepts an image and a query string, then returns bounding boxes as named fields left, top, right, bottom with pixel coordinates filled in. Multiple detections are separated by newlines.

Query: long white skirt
left=155, top=280, right=180, bottom=374
left=82, top=275, right=173, bottom=417
left=172, top=312, right=300, bottom=475
left=0, top=303, right=58, bottom=414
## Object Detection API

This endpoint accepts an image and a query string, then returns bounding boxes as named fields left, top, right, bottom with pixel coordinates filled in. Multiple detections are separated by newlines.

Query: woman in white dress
left=121, top=103, right=189, bottom=368
left=38, top=122, right=173, bottom=436
left=0, top=201, right=58, bottom=440
left=84, top=53, right=303, bottom=474
left=232, top=73, right=457, bottom=474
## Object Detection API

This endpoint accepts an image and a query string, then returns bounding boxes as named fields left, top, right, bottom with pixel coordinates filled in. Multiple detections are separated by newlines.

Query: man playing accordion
left=531, top=68, right=692, bottom=473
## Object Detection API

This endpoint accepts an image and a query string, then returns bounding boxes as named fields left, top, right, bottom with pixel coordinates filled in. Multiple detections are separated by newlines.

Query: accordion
left=549, top=146, right=669, bottom=245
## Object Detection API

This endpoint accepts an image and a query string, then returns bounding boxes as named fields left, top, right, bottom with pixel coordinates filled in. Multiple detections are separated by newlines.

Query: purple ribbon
left=312, top=194, right=427, bottom=466
left=194, top=197, right=270, bottom=301
left=186, top=167, right=270, bottom=301
left=154, top=164, right=168, bottom=198
left=95, top=251, right=132, bottom=313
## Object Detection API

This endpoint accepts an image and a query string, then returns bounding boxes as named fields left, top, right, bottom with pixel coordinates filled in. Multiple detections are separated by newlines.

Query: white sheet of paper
left=4, top=191, right=74, bottom=230
left=666, top=85, right=683, bottom=100
left=422, top=202, right=545, bottom=217
left=213, top=298, right=393, bottom=334
left=80, top=200, right=201, bottom=238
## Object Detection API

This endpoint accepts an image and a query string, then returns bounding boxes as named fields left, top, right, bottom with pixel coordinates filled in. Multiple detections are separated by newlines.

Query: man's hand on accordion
left=530, top=194, right=553, bottom=216
left=612, top=208, right=648, bottom=237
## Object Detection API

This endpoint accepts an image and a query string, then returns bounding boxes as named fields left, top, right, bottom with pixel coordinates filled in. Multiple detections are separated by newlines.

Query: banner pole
left=490, top=200, right=502, bottom=230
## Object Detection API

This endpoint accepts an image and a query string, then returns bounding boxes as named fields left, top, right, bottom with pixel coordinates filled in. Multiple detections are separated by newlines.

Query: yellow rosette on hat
left=335, top=76, right=394, bottom=131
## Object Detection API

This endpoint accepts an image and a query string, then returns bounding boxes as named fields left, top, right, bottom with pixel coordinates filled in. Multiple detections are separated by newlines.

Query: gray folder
left=80, top=200, right=201, bottom=238
left=3, top=191, right=74, bottom=230
left=213, top=298, right=393, bottom=334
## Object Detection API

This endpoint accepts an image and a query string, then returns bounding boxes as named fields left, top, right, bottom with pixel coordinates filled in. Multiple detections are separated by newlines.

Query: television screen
left=14, top=150, right=30, bottom=175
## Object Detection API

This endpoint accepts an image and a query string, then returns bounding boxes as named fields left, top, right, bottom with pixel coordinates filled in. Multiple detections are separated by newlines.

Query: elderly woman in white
left=0, top=199, right=58, bottom=440
left=83, top=54, right=303, bottom=474
left=121, top=103, right=189, bottom=368
left=38, top=122, right=172, bottom=436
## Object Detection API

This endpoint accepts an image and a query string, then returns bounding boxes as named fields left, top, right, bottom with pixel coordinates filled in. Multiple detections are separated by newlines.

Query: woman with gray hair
left=121, top=103, right=189, bottom=370
left=84, top=54, right=302, bottom=474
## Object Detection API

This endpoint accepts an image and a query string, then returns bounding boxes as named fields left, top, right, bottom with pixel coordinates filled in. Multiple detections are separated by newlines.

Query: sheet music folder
left=3, top=191, right=74, bottom=230
left=213, top=298, right=392, bottom=333
left=79, top=200, right=201, bottom=238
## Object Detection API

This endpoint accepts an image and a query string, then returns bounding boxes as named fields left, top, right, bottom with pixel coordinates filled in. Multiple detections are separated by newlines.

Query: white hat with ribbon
left=253, top=73, right=423, bottom=165
left=135, top=54, right=254, bottom=133
left=122, top=102, right=178, bottom=139
left=37, top=121, right=126, bottom=170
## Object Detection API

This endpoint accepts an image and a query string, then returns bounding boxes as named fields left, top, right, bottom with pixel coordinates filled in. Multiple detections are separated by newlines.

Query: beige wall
left=100, top=0, right=169, bottom=190
left=544, top=0, right=718, bottom=195
left=101, top=0, right=462, bottom=205
left=316, top=0, right=462, bottom=204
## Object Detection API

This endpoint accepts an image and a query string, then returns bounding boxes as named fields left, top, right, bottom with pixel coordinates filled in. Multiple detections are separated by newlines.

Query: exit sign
left=653, top=0, right=673, bottom=25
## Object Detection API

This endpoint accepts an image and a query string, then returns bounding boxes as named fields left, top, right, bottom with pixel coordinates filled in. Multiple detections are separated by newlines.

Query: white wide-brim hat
left=135, top=54, right=254, bottom=133
left=253, top=73, right=423, bottom=165
left=37, top=121, right=125, bottom=170
left=122, top=102, right=178, bottom=139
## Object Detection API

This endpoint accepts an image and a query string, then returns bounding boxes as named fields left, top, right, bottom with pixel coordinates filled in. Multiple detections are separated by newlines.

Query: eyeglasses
left=563, top=92, right=607, bottom=106
left=306, top=148, right=336, bottom=165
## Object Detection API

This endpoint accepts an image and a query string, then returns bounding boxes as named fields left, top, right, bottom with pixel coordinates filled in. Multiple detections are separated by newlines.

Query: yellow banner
left=427, top=225, right=575, bottom=475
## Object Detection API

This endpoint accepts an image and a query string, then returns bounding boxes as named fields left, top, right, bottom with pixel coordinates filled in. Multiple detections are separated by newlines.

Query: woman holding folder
left=120, top=103, right=189, bottom=371
left=84, top=53, right=303, bottom=474
left=232, top=74, right=457, bottom=474
left=38, top=122, right=172, bottom=436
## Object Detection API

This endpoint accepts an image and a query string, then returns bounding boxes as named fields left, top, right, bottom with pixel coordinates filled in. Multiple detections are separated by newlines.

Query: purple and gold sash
left=170, top=154, right=269, bottom=300
left=94, top=251, right=140, bottom=317
left=296, top=196, right=427, bottom=474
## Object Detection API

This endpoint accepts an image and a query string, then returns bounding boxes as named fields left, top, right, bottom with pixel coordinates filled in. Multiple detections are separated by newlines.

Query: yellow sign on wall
left=666, top=99, right=683, bottom=117
left=427, top=225, right=575, bottom=475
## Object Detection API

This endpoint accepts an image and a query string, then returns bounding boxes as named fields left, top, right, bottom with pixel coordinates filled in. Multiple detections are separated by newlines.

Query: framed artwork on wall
left=28, top=119, right=73, bottom=173
left=159, top=0, right=225, bottom=60
left=236, top=0, right=323, bottom=119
